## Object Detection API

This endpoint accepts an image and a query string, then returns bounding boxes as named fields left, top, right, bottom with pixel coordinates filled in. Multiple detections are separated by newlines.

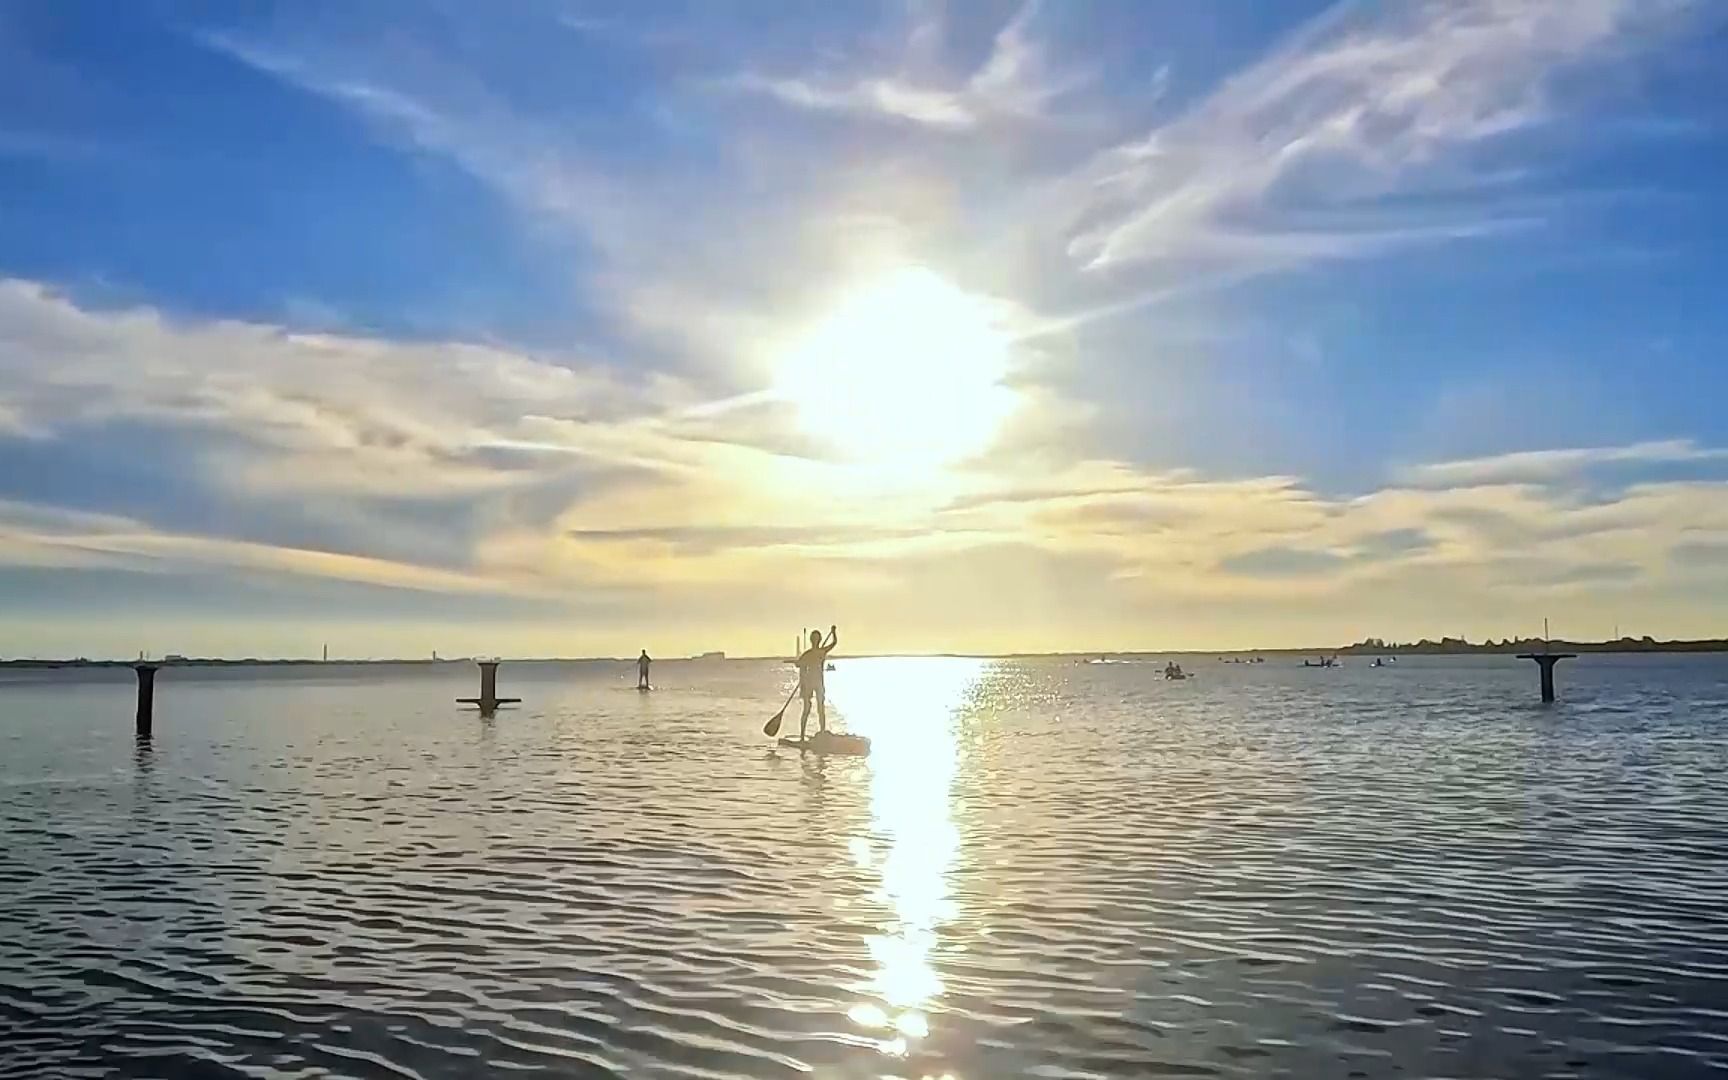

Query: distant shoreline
left=1041, top=638, right=1728, bottom=658
left=1332, top=636, right=1728, bottom=656
left=4, top=636, right=1727, bottom=669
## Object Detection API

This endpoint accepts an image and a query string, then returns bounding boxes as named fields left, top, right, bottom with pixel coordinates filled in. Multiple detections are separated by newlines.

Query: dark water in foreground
left=3, top=655, right=1727, bottom=1079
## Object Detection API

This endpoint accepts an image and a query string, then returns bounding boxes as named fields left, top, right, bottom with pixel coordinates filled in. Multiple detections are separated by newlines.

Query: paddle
left=763, top=628, right=804, bottom=737
left=762, top=685, right=798, bottom=737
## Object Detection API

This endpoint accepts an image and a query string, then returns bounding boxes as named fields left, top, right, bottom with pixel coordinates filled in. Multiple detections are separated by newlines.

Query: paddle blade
left=763, top=713, right=783, bottom=737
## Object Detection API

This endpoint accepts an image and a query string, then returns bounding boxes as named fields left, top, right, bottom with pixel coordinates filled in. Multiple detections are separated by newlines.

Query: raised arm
left=822, top=625, right=838, bottom=653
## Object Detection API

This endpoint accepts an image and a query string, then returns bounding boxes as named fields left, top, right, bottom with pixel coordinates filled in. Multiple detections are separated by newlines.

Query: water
left=3, top=654, right=1727, bottom=1079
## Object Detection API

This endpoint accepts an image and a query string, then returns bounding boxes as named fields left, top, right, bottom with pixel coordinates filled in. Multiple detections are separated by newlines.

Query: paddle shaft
left=760, top=622, right=805, bottom=732
left=763, top=629, right=805, bottom=736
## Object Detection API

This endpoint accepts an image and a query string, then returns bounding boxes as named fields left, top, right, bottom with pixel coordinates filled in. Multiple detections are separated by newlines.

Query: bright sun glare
left=775, top=267, right=1015, bottom=471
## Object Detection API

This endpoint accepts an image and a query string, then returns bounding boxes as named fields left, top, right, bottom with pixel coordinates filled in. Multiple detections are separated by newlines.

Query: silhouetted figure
left=637, top=649, right=652, bottom=690
left=797, top=626, right=838, bottom=739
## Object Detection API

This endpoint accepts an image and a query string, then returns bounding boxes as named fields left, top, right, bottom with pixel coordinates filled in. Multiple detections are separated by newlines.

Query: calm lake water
left=3, top=654, right=1727, bottom=1079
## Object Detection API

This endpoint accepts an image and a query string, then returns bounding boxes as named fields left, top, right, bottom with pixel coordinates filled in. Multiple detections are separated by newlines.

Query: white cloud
left=730, top=1, right=1087, bottom=131
left=4, top=278, right=1727, bottom=644
left=0, top=279, right=785, bottom=597
left=734, top=74, right=978, bottom=129
left=1063, top=0, right=1699, bottom=272
left=205, top=33, right=630, bottom=245
left=1401, top=440, right=1728, bottom=487
left=0, top=279, right=669, bottom=497
left=206, top=0, right=1706, bottom=368
left=0, top=502, right=513, bottom=595
left=0, top=399, right=42, bottom=438
left=204, top=22, right=880, bottom=390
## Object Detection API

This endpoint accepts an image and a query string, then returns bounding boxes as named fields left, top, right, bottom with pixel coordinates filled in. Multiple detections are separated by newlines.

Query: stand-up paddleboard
left=778, top=732, right=871, bottom=757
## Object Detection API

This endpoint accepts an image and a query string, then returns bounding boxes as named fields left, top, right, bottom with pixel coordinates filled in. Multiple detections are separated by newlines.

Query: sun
left=774, top=267, right=1015, bottom=471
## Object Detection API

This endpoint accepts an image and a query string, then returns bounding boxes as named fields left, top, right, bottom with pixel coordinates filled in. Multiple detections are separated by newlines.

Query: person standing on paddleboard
left=797, top=626, right=838, bottom=740
left=637, top=649, right=652, bottom=690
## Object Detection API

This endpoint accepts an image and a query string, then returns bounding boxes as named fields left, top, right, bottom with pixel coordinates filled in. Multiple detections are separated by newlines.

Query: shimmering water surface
left=3, top=655, right=1727, bottom=1079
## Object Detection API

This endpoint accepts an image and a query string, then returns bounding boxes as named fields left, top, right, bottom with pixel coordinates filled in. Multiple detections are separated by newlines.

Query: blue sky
left=1, top=0, right=1726, bottom=658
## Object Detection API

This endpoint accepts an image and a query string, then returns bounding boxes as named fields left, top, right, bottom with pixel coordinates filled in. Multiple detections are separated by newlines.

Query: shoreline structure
left=4, top=635, right=1726, bottom=669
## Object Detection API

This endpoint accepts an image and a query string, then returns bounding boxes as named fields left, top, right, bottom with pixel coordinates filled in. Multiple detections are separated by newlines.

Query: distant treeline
left=1340, top=636, right=1728, bottom=655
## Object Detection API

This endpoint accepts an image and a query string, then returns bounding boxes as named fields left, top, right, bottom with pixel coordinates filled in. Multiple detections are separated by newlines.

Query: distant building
left=164, top=654, right=188, bottom=662
left=694, top=651, right=726, bottom=661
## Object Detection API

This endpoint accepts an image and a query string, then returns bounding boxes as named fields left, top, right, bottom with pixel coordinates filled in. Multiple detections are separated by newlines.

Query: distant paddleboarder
left=637, top=649, right=652, bottom=690
left=797, top=626, right=838, bottom=740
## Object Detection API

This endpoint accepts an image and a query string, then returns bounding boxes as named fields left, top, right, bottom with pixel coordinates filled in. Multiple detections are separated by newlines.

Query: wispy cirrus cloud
left=1063, top=0, right=1702, bottom=274
left=204, top=0, right=1706, bottom=348
left=203, top=33, right=625, bottom=243
left=731, top=1, right=1088, bottom=131
left=201, top=19, right=877, bottom=387
left=1400, top=439, right=1728, bottom=487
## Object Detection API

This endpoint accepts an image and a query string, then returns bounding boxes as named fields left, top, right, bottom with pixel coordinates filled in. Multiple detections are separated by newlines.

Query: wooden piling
left=134, top=664, right=158, bottom=738
left=1516, top=652, right=1575, bottom=703
left=457, top=659, right=521, bottom=713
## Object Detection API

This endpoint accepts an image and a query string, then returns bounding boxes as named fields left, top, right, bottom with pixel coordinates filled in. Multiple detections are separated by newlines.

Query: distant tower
left=323, top=643, right=328, bottom=662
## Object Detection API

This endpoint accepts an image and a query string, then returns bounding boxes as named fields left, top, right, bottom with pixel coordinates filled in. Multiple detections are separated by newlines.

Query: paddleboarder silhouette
left=796, top=626, right=838, bottom=740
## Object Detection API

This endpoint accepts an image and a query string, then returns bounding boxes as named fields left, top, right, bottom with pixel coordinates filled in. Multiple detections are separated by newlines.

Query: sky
left=1, top=0, right=1726, bottom=659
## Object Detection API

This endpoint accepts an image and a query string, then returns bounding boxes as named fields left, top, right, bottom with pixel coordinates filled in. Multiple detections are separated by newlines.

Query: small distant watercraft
left=1303, top=656, right=1340, bottom=668
left=778, top=732, right=871, bottom=756
left=1163, top=663, right=1188, bottom=680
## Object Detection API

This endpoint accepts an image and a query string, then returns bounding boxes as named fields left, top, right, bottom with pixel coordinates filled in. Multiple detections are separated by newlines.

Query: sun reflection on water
left=827, top=656, right=983, bottom=1061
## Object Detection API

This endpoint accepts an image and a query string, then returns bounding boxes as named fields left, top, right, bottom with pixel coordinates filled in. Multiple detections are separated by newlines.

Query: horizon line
left=8, top=634, right=1728, bottom=667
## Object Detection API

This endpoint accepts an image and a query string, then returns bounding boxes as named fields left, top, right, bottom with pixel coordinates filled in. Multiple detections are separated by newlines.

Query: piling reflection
left=829, top=657, right=981, bottom=1060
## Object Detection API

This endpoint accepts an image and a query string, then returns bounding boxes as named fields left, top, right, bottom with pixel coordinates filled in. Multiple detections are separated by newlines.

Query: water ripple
left=3, top=655, right=1728, bottom=1077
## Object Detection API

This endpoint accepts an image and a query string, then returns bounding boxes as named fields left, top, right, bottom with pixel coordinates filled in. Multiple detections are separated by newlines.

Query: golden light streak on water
left=827, top=657, right=983, bottom=1062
